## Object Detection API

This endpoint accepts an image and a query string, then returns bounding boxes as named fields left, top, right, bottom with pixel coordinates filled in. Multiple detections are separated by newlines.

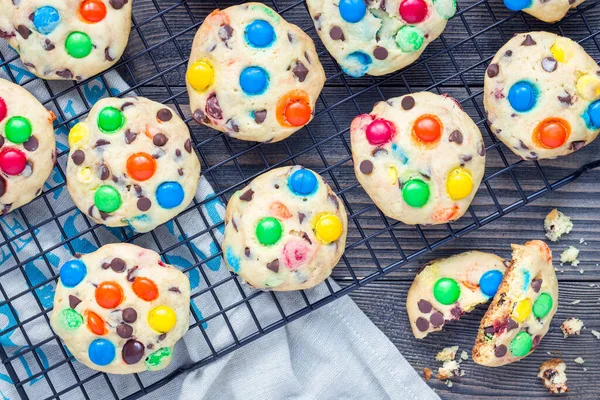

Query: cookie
left=350, top=92, right=486, bottom=225
left=544, top=208, right=573, bottom=242
left=66, top=97, right=201, bottom=233
left=538, top=359, right=569, bottom=394
left=186, top=3, right=325, bottom=143
left=222, top=166, right=347, bottom=291
left=407, top=251, right=506, bottom=339
left=306, top=0, right=456, bottom=77
left=50, top=243, right=190, bottom=374
left=484, top=32, right=600, bottom=160
left=504, top=0, right=584, bottom=23
left=0, top=78, right=56, bottom=214
left=0, top=0, right=132, bottom=80
left=472, top=240, right=558, bottom=367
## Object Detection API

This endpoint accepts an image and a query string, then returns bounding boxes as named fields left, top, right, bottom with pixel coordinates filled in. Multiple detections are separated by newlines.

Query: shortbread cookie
left=0, top=78, right=56, bottom=214
left=306, top=0, right=456, bottom=77
left=351, top=92, right=486, bottom=225
left=538, top=359, right=569, bottom=394
left=407, top=251, right=506, bottom=339
left=0, top=0, right=132, bottom=80
left=50, top=243, right=191, bottom=374
left=484, top=32, right=600, bottom=160
left=504, top=0, right=584, bottom=23
left=473, top=240, right=558, bottom=367
left=66, top=97, right=200, bottom=233
left=186, top=3, right=325, bottom=143
left=222, top=166, right=347, bottom=291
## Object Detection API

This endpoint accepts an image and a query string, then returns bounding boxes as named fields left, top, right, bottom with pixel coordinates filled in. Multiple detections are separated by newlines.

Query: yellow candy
left=69, top=123, right=89, bottom=147
left=148, top=305, right=177, bottom=333
left=387, top=166, right=398, bottom=185
left=575, top=74, right=600, bottom=101
left=550, top=38, right=573, bottom=63
left=446, top=168, right=473, bottom=201
left=314, top=214, right=343, bottom=244
left=187, top=59, right=214, bottom=93
left=77, top=167, right=92, bottom=183
left=512, top=298, right=532, bottom=323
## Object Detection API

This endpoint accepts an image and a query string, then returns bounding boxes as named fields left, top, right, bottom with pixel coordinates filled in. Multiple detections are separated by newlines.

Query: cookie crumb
left=437, top=360, right=461, bottom=381
left=561, top=318, right=584, bottom=337
left=436, top=345, right=459, bottom=362
left=591, top=330, right=600, bottom=339
left=460, top=350, right=469, bottom=361
left=445, top=380, right=453, bottom=388
left=574, top=357, right=585, bottom=364
left=544, top=209, right=573, bottom=242
left=538, top=359, right=569, bottom=394
left=560, top=246, right=580, bottom=266
left=423, top=367, right=432, bottom=381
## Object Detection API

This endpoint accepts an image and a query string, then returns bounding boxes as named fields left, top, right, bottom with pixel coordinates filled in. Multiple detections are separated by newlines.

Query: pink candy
left=283, top=239, right=312, bottom=270
left=0, top=98, right=6, bottom=123
left=399, top=0, right=428, bottom=24
left=365, top=119, right=395, bottom=145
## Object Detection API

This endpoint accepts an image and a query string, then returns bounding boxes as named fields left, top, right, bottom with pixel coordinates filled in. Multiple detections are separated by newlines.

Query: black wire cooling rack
left=1, top=0, right=599, bottom=399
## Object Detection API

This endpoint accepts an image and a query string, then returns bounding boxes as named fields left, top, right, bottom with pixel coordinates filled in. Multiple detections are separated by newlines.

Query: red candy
left=0, top=97, right=6, bottom=123
left=399, top=0, right=428, bottom=23
left=95, top=281, right=123, bottom=309
left=366, top=119, right=395, bottom=145
left=0, top=148, right=26, bottom=175
left=283, top=239, right=312, bottom=270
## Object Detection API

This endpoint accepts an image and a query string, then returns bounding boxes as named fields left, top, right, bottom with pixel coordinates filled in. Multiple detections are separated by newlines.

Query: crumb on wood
left=460, top=350, right=469, bottom=361
left=591, top=330, right=600, bottom=339
left=544, top=209, right=573, bottom=242
left=538, top=358, right=569, bottom=394
left=423, top=367, right=432, bottom=382
left=561, top=318, right=584, bottom=338
left=574, top=357, right=585, bottom=364
left=571, top=300, right=581, bottom=305
left=436, top=345, right=459, bottom=362
left=437, top=360, right=462, bottom=381
left=560, top=246, right=580, bottom=266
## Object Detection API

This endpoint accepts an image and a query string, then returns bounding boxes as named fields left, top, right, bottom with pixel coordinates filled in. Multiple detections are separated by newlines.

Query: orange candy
left=285, top=101, right=311, bottom=127
left=276, top=90, right=311, bottom=128
left=269, top=202, right=292, bottom=219
left=132, top=277, right=159, bottom=301
left=126, top=152, right=156, bottom=181
left=80, top=0, right=107, bottom=23
left=87, top=311, right=107, bottom=335
left=95, top=281, right=123, bottom=309
left=413, top=115, right=442, bottom=143
left=534, top=118, right=570, bottom=149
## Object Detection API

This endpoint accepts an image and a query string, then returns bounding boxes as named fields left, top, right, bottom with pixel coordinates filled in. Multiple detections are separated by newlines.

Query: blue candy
left=240, top=66, right=269, bottom=95
left=503, top=0, right=532, bottom=11
left=88, top=339, right=116, bottom=366
left=226, top=247, right=240, bottom=272
left=339, top=0, right=367, bottom=23
left=479, top=270, right=503, bottom=297
left=288, top=169, right=318, bottom=196
left=59, top=259, right=87, bottom=288
left=245, top=20, right=275, bottom=48
left=343, top=51, right=372, bottom=78
left=33, top=6, right=60, bottom=35
left=508, top=81, right=537, bottom=112
left=588, top=100, right=600, bottom=129
left=156, top=182, right=184, bottom=209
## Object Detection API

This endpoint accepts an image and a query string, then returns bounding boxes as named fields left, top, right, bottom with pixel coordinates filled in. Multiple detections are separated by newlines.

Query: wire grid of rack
left=0, top=0, right=599, bottom=398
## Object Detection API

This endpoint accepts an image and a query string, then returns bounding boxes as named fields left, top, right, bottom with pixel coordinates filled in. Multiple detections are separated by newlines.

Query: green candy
left=5, top=116, right=32, bottom=144
left=532, top=293, right=553, bottom=319
left=433, top=0, right=457, bottom=19
left=402, top=179, right=429, bottom=208
left=94, top=185, right=122, bottom=213
left=65, top=32, right=92, bottom=59
left=59, top=308, right=83, bottom=330
left=97, top=107, right=124, bottom=133
left=256, top=217, right=282, bottom=245
left=396, top=26, right=425, bottom=53
left=433, top=278, right=460, bottom=305
left=145, top=347, right=172, bottom=370
left=510, top=331, right=533, bottom=357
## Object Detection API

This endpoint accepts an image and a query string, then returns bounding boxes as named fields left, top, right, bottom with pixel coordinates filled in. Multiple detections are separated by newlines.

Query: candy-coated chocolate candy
left=187, top=60, right=214, bottom=93
left=68, top=122, right=89, bottom=147
left=366, top=119, right=395, bottom=145
left=510, top=331, right=532, bottom=357
left=508, top=81, right=537, bottom=112
left=240, top=66, right=269, bottom=95
left=94, top=185, right=121, bottom=212
left=339, top=0, right=367, bottom=23
left=388, top=166, right=398, bottom=185
left=588, top=101, right=600, bottom=129
left=156, top=182, right=184, bottom=209
left=433, top=0, right=457, bottom=19
left=276, top=90, right=311, bottom=127
left=400, top=0, right=428, bottom=23
left=550, top=38, right=573, bottom=63
left=413, top=115, right=442, bottom=143
left=256, top=217, right=283, bottom=245
left=122, top=340, right=145, bottom=365
left=343, top=51, right=372, bottom=77
left=433, top=278, right=460, bottom=305
left=283, top=239, right=311, bottom=269
left=127, top=153, right=156, bottom=181
left=512, top=298, right=532, bottom=323
left=145, top=347, right=171, bottom=369
left=532, top=292, right=553, bottom=319
left=148, top=305, right=177, bottom=333
left=503, top=0, right=531, bottom=10
left=226, top=247, right=240, bottom=272
left=396, top=26, right=424, bottom=53
left=245, top=20, right=275, bottom=47
left=288, top=169, right=318, bottom=195
left=269, top=201, right=292, bottom=219
left=575, top=74, right=600, bottom=101
left=33, top=6, right=60, bottom=35
left=535, top=118, right=569, bottom=149
left=59, top=259, right=87, bottom=288
left=87, top=311, right=107, bottom=335
left=5, top=116, right=32, bottom=144
left=479, top=270, right=503, bottom=297
left=97, top=106, right=124, bottom=133
left=284, top=100, right=311, bottom=127
left=314, top=214, right=343, bottom=244
left=65, top=32, right=93, bottom=59
left=446, top=168, right=473, bottom=200
left=402, top=179, right=430, bottom=208
left=95, top=281, right=123, bottom=309
left=78, top=167, right=92, bottom=183
left=59, top=308, right=83, bottom=329
left=0, top=148, right=26, bottom=175
left=88, top=339, right=116, bottom=366
left=132, top=277, right=159, bottom=301
left=80, top=0, right=107, bottom=23
left=0, top=97, right=6, bottom=123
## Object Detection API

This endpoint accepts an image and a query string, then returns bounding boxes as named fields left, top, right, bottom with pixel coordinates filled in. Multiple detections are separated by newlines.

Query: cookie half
left=50, top=243, right=191, bottom=374
left=484, top=32, right=600, bottom=160
left=186, top=3, right=325, bottom=143
left=66, top=97, right=201, bottom=232
left=503, top=0, right=584, bottom=23
left=222, top=166, right=347, bottom=291
left=407, top=251, right=506, bottom=339
left=473, top=240, right=558, bottom=367
left=351, top=92, right=486, bottom=225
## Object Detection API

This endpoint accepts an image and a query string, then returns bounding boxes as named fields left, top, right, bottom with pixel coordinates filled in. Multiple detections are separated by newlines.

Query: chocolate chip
left=231, top=218, right=238, bottom=231
left=274, top=184, right=280, bottom=189
left=460, top=155, right=473, bottom=162
left=532, top=335, right=541, bottom=348
left=328, top=193, right=339, bottom=209
left=68, top=295, right=81, bottom=309
left=102, top=47, right=114, bottom=62
left=245, top=247, right=251, bottom=257
left=226, top=119, right=239, bottom=133
left=98, top=164, right=109, bottom=180
left=329, top=26, right=344, bottom=41
left=153, top=133, right=168, bottom=147
left=109, top=0, right=128, bottom=9
left=416, top=317, right=429, bottom=332
left=558, top=92, right=573, bottom=105
left=298, top=212, right=306, bottom=224
left=23, top=135, right=38, bottom=152
left=526, top=152, right=538, bottom=161
left=71, top=150, right=85, bottom=165
left=122, top=339, right=144, bottom=365
left=359, top=160, right=373, bottom=174
left=206, top=93, right=223, bottom=119
left=254, top=110, right=267, bottom=124
left=449, top=130, right=463, bottom=144
left=494, top=345, right=507, bottom=357
left=193, top=109, right=209, bottom=124
left=94, top=139, right=110, bottom=148
left=301, top=232, right=312, bottom=245
left=169, top=287, right=181, bottom=293
left=134, top=184, right=142, bottom=195
left=401, top=96, right=415, bottom=110
left=175, top=149, right=182, bottom=158
left=430, top=312, right=444, bottom=327
left=137, top=197, right=151, bottom=212
left=292, top=61, right=309, bottom=82
left=219, top=24, right=233, bottom=42
left=157, top=108, right=172, bottom=122
left=16, top=25, right=30, bottom=39
left=450, top=306, right=462, bottom=319
left=101, top=262, right=110, bottom=269
left=43, top=39, right=55, bottom=51
left=177, top=168, right=183, bottom=176
left=122, top=307, right=137, bottom=323
left=519, top=140, right=529, bottom=150
left=56, top=69, right=73, bottom=79
left=484, top=326, right=495, bottom=336
left=505, top=50, right=513, bottom=57
left=521, top=34, right=536, bottom=46
left=266, top=259, right=279, bottom=273
left=239, top=188, right=254, bottom=201
left=531, top=278, right=542, bottom=293
left=542, top=57, right=557, bottom=72
left=506, top=318, right=518, bottom=331
left=121, top=102, right=135, bottom=111
left=0, top=136, right=4, bottom=148
left=110, top=257, right=126, bottom=272
left=487, top=63, right=499, bottom=78
left=372, top=148, right=388, bottom=157
left=569, top=140, right=586, bottom=151
left=117, top=323, right=133, bottom=339
left=478, top=142, right=486, bottom=157
left=417, top=299, right=432, bottom=313
left=184, top=138, right=192, bottom=153
left=373, top=46, right=388, bottom=60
